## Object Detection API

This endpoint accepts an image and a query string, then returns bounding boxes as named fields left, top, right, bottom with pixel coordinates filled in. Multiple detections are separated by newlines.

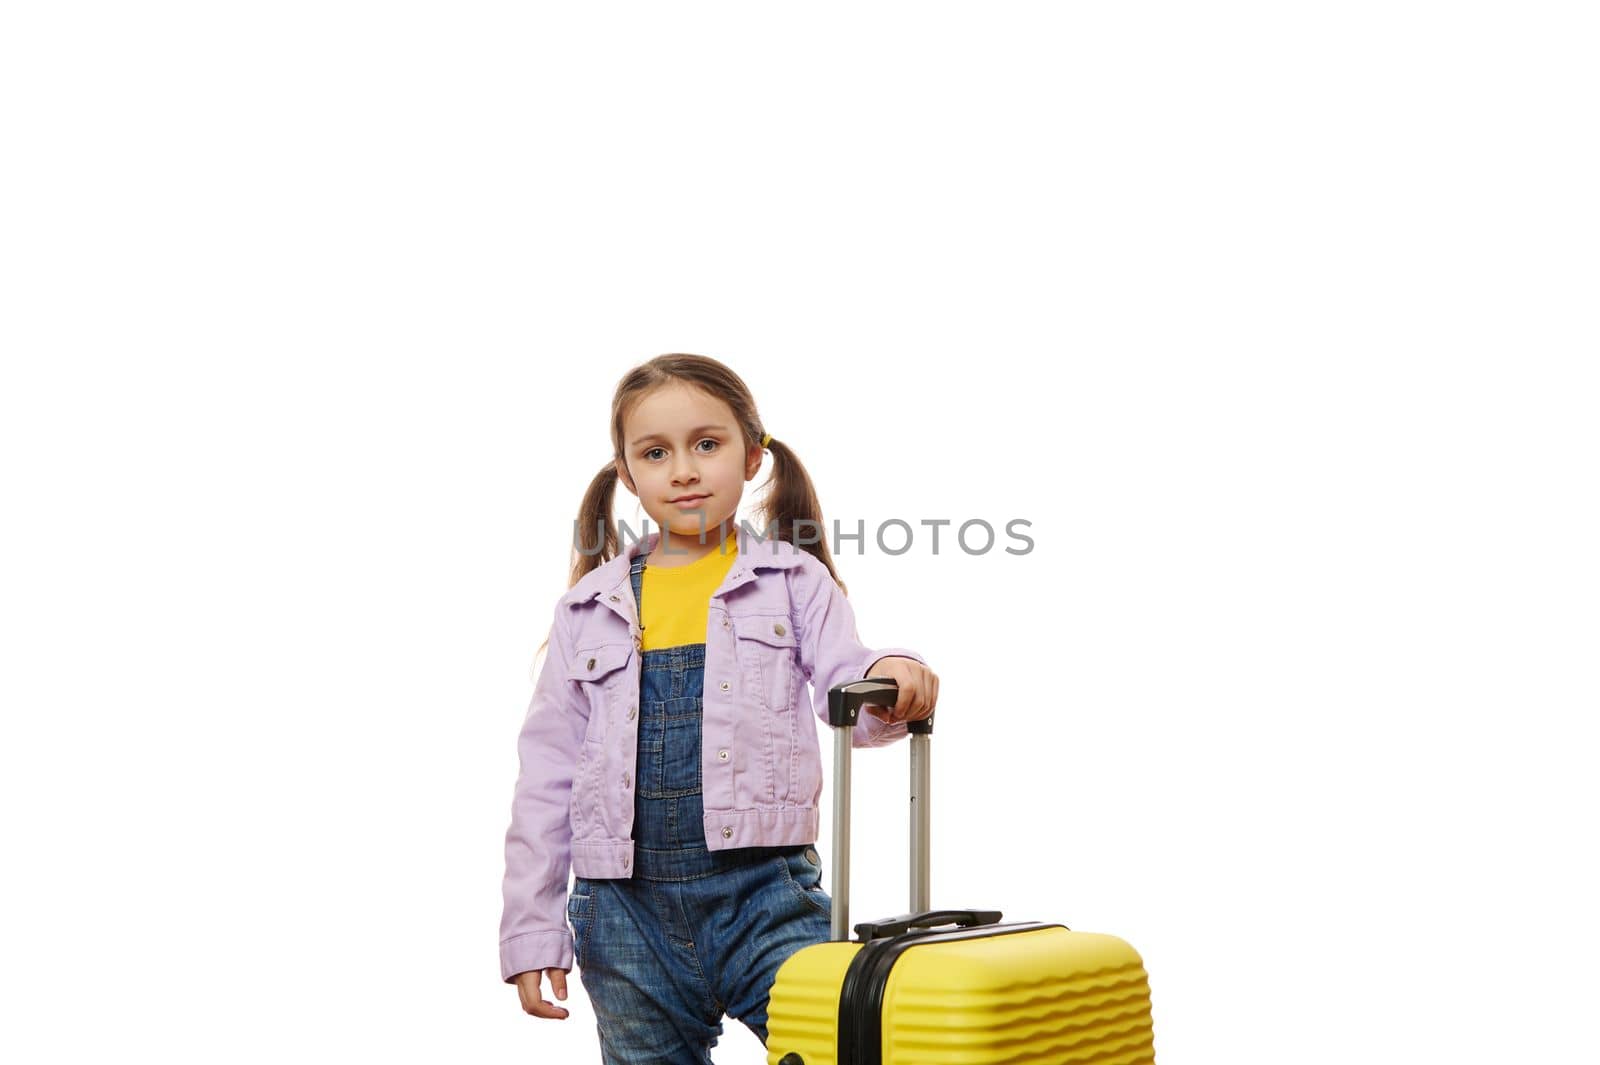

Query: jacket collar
left=558, top=523, right=805, bottom=609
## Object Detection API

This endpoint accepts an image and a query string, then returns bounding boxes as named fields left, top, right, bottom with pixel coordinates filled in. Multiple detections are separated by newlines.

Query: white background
left=3, top=2, right=1596, bottom=1062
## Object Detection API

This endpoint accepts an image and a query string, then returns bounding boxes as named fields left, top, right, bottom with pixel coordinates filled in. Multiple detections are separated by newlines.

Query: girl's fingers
left=876, top=663, right=941, bottom=722
left=905, top=668, right=925, bottom=719
left=521, top=969, right=571, bottom=1019
left=909, top=669, right=937, bottom=719
left=893, top=676, right=917, bottom=721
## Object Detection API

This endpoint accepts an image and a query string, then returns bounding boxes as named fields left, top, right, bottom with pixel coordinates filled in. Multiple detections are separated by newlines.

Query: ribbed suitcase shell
left=767, top=923, right=1157, bottom=1065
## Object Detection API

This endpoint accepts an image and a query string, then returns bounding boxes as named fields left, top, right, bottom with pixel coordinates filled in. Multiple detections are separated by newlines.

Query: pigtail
left=757, top=437, right=850, bottom=598
left=570, top=460, right=623, bottom=586
left=535, top=460, right=621, bottom=662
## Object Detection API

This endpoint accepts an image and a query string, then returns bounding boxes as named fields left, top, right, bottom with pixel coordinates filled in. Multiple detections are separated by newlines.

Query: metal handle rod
left=910, top=732, right=930, bottom=914
left=830, top=728, right=853, bottom=942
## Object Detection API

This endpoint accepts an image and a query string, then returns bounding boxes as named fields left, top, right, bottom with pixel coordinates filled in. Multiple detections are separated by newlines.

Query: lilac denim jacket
left=498, top=526, right=927, bottom=982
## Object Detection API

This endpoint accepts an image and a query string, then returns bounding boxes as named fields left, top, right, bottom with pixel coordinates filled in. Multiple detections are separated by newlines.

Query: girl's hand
left=515, top=967, right=570, bottom=1020
left=863, top=656, right=939, bottom=724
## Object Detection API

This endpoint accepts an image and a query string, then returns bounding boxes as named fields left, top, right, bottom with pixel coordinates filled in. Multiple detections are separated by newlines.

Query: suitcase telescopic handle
left=826, top=677, right=956, bottom=943
left=826, top=678, right=933, bottom=733
left=852, top=908, right=1005, bottom=942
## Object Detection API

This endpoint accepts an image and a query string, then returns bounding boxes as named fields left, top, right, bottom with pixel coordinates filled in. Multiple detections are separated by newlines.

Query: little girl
left=500, top=353, right=939, bottom=1063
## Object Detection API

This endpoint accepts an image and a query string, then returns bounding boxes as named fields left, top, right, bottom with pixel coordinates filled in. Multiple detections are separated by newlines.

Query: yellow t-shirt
left=640, top=530, right=740, bottom=651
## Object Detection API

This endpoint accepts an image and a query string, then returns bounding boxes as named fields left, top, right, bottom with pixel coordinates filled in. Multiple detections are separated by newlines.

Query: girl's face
left=614, top=382, right=764, bottom=547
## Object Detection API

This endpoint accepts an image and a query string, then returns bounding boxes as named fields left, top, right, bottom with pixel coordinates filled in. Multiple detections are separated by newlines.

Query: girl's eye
left=644, top=439, right=718, bottom=461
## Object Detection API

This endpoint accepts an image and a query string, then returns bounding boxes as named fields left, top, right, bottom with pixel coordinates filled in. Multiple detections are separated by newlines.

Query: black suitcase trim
left=836, top=921, right=1069, bottom=1065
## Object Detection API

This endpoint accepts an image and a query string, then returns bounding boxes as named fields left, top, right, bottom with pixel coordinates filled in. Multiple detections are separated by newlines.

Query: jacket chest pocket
left=731, top=613, right=798, bottom=714
left=567, top=641, right=633, bottom=748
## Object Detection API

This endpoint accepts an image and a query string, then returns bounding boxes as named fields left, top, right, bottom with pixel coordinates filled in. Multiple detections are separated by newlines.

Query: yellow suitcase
left=766, top=680, right=1158, bottom=1065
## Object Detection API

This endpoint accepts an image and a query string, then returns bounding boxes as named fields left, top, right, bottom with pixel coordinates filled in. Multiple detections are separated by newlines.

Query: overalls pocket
left=776, top=846, right=830, bottom=917
left=638, top=695, right=703, bottom=798
left=566, top=880, right=595, bottom=969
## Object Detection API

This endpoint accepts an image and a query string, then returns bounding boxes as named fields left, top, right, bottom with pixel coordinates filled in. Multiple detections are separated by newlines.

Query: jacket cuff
left=853, top=647, right=928, bottom=748
left=864, top=647, right=926, bottom=674
left=501, top=929, right=573, bottom=984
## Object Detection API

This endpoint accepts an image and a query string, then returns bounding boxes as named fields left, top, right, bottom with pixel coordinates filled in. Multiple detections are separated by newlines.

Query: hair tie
left=760, top=432, right=772, bottom=448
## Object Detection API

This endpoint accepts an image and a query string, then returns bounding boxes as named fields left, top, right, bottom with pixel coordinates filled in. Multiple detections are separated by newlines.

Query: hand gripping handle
left=826, top=677, right=935, bottom=734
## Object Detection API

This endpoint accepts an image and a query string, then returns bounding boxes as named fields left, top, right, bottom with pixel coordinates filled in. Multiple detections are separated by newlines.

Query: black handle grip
left=827, top=676, right=935, bottom=734
left=853, top=908, right=1004, bottom=941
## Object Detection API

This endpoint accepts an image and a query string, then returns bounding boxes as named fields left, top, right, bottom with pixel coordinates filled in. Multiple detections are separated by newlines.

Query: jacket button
left=608, top=594, right=619, bottom=601
left=720, top=681, right=730, bottom=691
left=722, top=618, right=730, bottom=629
left=622, top=855, right=629, bottom=868
left=721, top=827, right=733, bottom=839
left=627, top=705, right=636, bottom=720
left=773, top=622, right=785, bottom=636
left=718, top=749, right=729, bottom=761
left=586, top=658, right=596, bottom=670
left=622, top=771, right=630, bottom=789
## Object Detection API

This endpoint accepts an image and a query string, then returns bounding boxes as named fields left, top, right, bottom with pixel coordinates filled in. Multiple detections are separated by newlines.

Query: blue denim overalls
left=565, top=550, right=834, bottom=1064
